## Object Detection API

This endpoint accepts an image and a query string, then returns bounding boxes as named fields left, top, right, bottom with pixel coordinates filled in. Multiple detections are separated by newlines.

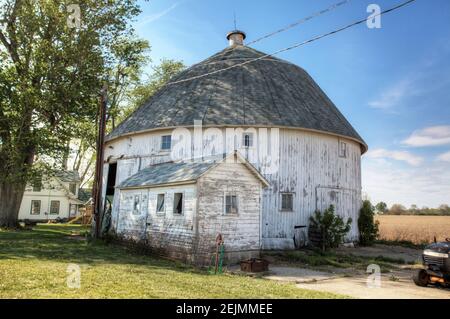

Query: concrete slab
left=263, top=266, right=339, bottom=283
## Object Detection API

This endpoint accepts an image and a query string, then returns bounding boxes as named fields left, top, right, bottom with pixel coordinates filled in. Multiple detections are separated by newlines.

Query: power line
left=167, top=0, right=416, bottom=86
left=246, top=0, right=352, bottom=46
left=209, top=0, right=352, bottom=62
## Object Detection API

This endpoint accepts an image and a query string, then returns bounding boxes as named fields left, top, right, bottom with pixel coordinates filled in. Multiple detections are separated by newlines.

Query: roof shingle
left=107, top=45, right=366, bottom=152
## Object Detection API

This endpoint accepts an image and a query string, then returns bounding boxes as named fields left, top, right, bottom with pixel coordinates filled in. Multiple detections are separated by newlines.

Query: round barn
left=103, top=31, right=367, bottom=263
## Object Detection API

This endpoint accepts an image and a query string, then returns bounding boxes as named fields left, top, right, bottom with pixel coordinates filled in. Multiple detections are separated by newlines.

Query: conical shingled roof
left=107, top=44, right=367, bottom=152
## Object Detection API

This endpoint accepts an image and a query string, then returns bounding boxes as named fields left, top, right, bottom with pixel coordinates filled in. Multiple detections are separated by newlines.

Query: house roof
left=55, top=170, right=80, bottom=183
left=78, top=188, right=92, bottom=203
left=106, top=44, right=367, bottom=153
left=118, top=152, right=269, bottom=189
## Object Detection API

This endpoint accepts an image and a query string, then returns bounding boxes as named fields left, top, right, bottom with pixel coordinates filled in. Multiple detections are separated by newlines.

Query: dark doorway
left=106, top=163, right=117, bottom=196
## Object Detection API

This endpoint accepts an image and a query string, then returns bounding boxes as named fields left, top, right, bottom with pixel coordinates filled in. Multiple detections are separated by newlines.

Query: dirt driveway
left=295, top=268, right=449, bottom=299
left=262, top=244, right=450, bottom=299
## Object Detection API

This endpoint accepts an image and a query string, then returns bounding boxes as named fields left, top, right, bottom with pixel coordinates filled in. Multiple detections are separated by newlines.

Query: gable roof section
left=55, top=170, right=80, bottom=183
left=118, top=151, right=269, bottom=189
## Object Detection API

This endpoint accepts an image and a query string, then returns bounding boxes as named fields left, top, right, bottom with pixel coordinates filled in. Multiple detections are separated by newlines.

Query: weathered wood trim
left=117, top=180, right=197, bottom=190
left=105, top=125, right=368, bottom=154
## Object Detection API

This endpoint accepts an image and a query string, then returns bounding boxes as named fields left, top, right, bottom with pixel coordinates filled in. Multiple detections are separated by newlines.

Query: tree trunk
left=0, top=182, right=26, bottom=228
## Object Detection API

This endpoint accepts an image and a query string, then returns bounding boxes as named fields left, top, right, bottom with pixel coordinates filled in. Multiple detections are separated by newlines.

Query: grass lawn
left=0, top=224, right=347, bottom=299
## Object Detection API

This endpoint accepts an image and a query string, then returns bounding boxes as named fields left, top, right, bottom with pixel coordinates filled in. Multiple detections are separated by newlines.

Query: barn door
left=315, top=187, right=353, bottom=220
left=111, top=158, right=139, bottom=232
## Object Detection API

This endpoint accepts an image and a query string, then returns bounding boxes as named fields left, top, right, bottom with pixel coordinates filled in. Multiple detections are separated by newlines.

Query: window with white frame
left=173, top=193, right=183, bottom=215
left=280, top=193, right=293, bottom=211
left=133, top=195, right=141, bottom=215
left=30, top=200, right=41, bottom=215
left=156, top=194, right=165, bottom=213
left=225, top=194, right=238, bottom=214
left=243, top=132, right=254, bottom=148
left=161, top=135, right=172, bottom=150
left=339, top=140, right=347, bottom=158
left=50, top=200, right=60, bottom=215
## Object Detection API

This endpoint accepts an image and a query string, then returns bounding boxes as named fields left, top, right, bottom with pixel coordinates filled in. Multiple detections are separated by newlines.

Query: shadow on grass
left=0, top=224, right=202, bottom=275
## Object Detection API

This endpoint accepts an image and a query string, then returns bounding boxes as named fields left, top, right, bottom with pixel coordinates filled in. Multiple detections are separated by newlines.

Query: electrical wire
left=246, top=0, right=352, bottom=46
left=167, top=0, right=416, bottom=86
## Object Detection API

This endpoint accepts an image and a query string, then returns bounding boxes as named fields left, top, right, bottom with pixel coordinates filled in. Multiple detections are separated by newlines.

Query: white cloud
left=368, top=79, right=411, bottom=109
left=137, top=2, right=181, bottom=26
left=366, top=148, right=423, bottom=166
left=403, top=125, right=450, bottom=147
left=437, top=150, right=450, bottom=162
left=362, top=158, right=450, bottom=207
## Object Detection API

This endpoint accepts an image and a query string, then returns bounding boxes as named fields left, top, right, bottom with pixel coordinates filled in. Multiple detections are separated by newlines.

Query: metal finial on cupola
left=226, top=30, right=246, bottom=46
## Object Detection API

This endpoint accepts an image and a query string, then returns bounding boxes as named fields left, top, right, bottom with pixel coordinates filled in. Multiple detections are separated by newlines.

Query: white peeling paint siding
left=116, top=184, right=197, bottom=262
left=195, top=161, right=262, bottom=263
left=146, top=184, right=197, bottom=262
left=261, top=129, right=361, bottom=249
left=109, top=158, right=139, bottom=231
left=105, top=127, right=362, bottom=249
left=116, top=189, right=149, bottom=241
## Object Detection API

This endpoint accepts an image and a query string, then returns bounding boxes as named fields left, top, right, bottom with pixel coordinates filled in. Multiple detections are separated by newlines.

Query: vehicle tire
left=413, top=269, right=429, bottom=287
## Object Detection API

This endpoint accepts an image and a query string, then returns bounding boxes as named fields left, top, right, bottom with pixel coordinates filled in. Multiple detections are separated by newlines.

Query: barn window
left=243, top=133, right=253, bottom=148
left=173, top=193, right=183, bottom=215
left=50, top=201, right=60, bottom=215
left=156, top=194, right=165, bottom=213
left=281, top=193, right=293, bottom=211
left=69, top=183, right=77, bottom=195
left=225, top=195, right=238, bottom=214
left=30, top=200, right=41, bottom=215
left=161, top=135, right=172, bottom=150
left=133, top=195, right=141, bottom=215
left=339, top=141, right=347, bottom=158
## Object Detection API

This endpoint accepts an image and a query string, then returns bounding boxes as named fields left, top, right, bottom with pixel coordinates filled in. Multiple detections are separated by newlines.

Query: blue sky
left=133, top=0, right=450, bottom=208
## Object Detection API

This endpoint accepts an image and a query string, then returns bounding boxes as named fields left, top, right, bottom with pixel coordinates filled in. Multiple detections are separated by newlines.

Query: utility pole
left=92, top=84, right=108, bottom=238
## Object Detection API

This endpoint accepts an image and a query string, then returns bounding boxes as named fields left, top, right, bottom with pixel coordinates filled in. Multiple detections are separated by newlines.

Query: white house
left=18, top=170, right=84, bottom=222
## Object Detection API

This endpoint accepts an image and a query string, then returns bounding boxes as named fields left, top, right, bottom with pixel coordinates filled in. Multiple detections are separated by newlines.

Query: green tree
left=120, top=59, right=185, bottom=122
left=69, top=58, right=182, bottom=189
left=358, top=200, right=379, bottom=246
left=0, top=0, right=142, bottom=227
left=389, top=204, right=407, bottom=215
left=375, top=201, right=388, bottom=214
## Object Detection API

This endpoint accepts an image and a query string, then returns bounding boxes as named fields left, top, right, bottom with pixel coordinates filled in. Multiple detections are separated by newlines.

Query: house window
left=30, top=200, right=41, bottom=215
left=32, top=178, right=42, bottom=192
left=161, top=135, right=172, bottom=150
left=173, top=193, right=183, bottom=215
left=243, top=133, right=253, bottom=148
left=156, top=194, right=165, bottom=213
left=69, top=204, right=77, bottom=217
left=225, top=195, right=238, bottom=214
left=339, top=141, right=347, bottom=158
left=50, top=201, right=60, bottom=215
left=281, top=193, right=293, bottom=211
left=69, top=183, right=77, bottom=195
left=133, top=195, right=141, bottom=215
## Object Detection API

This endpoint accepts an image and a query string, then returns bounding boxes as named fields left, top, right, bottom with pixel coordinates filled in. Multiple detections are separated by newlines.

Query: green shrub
left=309, top=205, right=352, bottom=251
left=358, top=200, right=379, bottom=246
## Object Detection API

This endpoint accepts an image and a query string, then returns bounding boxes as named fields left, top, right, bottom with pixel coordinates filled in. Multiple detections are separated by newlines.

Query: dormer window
left=32, top=178, right=42, bottom=192
left=69, top=183, right=77, bottom=195
left=161, top=135, right=172, bottom=150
